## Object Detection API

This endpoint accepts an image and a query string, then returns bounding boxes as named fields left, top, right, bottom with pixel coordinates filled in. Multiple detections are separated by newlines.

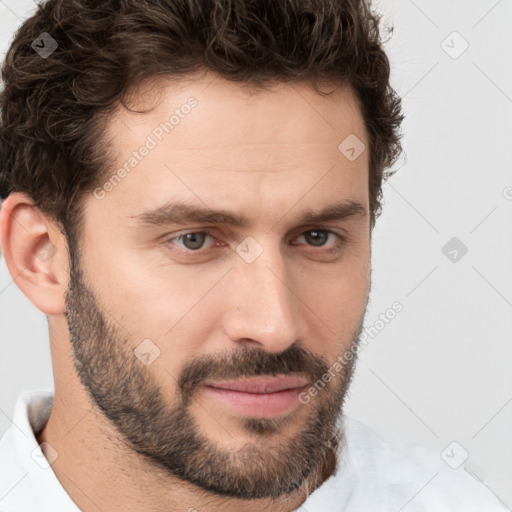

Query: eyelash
left=163, top=228, right=347, bottom=255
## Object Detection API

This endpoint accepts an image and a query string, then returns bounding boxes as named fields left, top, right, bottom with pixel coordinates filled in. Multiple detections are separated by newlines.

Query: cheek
left=86, top=238, right=197, bottom=326
left=86, top=248, right=223, bottom=371
left=300, top=253, right=369, bottom=352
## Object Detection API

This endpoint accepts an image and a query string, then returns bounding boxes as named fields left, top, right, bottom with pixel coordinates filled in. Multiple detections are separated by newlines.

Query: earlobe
left=0, top=192, right=69, bottom=316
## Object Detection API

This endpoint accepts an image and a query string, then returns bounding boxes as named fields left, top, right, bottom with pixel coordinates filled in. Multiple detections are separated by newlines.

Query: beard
left=64, top=245, right=364, bottom=500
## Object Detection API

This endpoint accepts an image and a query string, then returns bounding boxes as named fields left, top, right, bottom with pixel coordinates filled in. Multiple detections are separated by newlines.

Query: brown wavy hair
left=0, top=0, right=403, bottom=243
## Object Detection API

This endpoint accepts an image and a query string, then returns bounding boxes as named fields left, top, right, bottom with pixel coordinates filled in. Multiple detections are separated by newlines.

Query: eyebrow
left=130, top=199, right=367, bottom=229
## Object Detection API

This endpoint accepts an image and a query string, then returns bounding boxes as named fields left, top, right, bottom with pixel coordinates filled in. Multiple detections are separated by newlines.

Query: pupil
left=184, top=233, right=205, bottom=250
left=306, top=230, right=327, bottom=247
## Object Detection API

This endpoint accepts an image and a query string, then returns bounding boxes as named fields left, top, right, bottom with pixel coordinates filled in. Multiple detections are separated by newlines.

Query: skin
left=0, top=71, right=371, bottom=511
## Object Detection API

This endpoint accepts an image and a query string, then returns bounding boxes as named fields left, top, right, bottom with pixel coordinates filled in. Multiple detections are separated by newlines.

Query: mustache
left=178, top=345, right=330, bottom=405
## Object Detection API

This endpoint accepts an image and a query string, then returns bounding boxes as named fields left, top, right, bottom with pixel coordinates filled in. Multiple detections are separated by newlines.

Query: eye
left=163, top=228, right=346, bottom=256
left=294, top=229, right=345, bottom=248
left=166, top=229, right=217, bottom=252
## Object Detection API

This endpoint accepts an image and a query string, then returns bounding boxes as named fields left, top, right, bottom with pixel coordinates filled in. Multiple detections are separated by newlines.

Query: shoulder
left=304, top=415, right=509, bottom=512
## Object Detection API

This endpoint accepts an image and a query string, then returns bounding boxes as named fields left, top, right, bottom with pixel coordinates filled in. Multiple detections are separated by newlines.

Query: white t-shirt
left=0, top=390, right=508, bottom=511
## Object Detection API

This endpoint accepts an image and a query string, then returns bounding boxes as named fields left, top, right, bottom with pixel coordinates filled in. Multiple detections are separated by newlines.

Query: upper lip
left=203, top=375, right=309, bottom=394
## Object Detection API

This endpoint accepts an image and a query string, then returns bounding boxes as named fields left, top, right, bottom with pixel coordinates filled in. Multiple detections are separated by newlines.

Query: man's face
left=64, top=74, right=371, bottom=499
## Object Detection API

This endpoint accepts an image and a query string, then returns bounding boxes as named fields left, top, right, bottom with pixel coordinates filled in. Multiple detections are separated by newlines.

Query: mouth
left=201, top=375, right=310, bottom=418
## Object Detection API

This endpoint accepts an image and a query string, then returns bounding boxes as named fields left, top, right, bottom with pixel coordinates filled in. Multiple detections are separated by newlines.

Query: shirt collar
left=0, top=390, right=80, bottom=510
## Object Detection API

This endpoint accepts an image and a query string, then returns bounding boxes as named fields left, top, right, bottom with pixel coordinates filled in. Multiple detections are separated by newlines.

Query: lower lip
left=202, top=385, right=308, bottom=418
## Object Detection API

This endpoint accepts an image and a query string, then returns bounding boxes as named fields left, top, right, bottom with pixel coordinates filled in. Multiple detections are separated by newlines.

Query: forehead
left=94, top=72, right=369, bottom=226
left=109, top=73, right=366, bottom=146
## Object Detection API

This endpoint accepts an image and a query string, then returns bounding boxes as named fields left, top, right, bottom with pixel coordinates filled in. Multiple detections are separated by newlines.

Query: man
left=0, top=0, right=507, bottom=510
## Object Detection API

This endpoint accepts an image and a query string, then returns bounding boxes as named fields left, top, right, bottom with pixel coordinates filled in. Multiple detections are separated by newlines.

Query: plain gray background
left=1, top=0, right=511, bottom=508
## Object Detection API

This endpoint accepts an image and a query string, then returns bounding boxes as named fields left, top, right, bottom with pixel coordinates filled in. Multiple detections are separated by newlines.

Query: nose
left=222, top=243, right=304, bottom=353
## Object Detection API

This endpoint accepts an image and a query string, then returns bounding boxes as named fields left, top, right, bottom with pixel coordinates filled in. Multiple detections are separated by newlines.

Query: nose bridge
left=224, top=241, right=301, bottom=352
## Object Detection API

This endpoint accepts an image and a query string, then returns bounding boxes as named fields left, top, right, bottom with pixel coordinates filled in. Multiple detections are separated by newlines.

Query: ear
left=0, top=192, right=70, bottom=315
